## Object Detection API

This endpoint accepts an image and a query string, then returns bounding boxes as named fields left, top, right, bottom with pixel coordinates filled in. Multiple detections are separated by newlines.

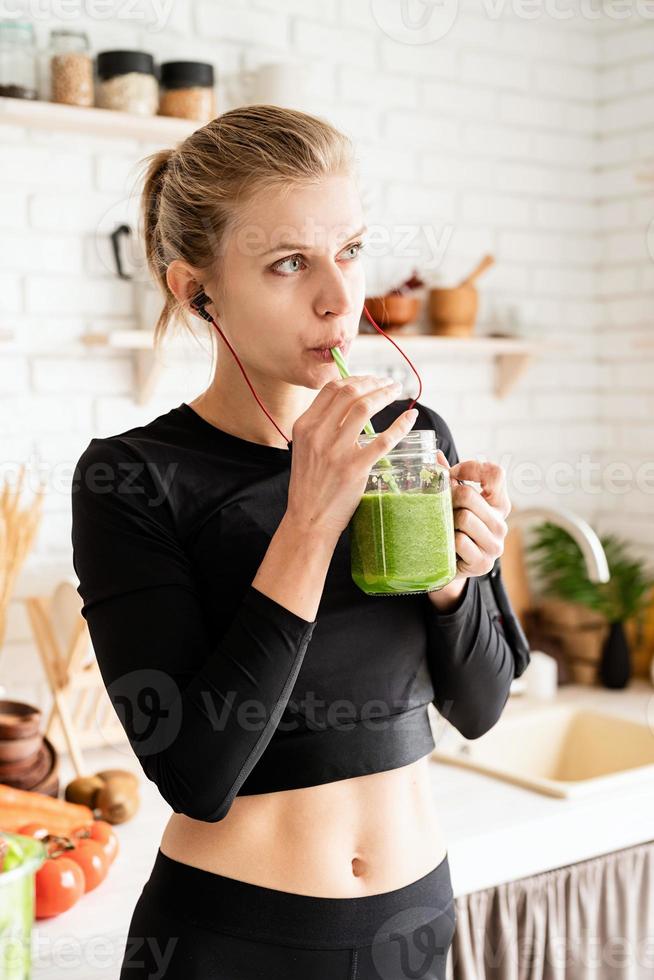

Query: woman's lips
left=308, top=339, right=351, bottom=359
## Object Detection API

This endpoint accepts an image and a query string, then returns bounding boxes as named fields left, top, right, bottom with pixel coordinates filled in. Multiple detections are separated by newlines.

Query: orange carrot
left=0, top=784, right=93, bottom=822
left=0, top=809, right=92, bottom=835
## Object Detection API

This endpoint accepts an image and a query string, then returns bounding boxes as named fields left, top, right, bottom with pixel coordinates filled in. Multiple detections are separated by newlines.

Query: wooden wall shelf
left=82, top=329, right=567, bottom=402
left=354, top=331, right=566, bottom=398
left=0, top=95, right=197, bottom=142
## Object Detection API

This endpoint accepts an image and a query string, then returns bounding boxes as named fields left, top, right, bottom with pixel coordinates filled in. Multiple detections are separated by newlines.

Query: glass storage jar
left=48, top=28, right=92, bottom=106
left=0, top=21, right=37, bottom=99
left=159, top=60, right=215, bottom=121
left=96, top=50, right=157, bottom=115
left=350, top=429, right=457, bottom=596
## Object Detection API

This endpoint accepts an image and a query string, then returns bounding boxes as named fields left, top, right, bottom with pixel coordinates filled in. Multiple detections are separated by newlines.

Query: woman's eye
left=272, top=255, right=308, bottom=274
left=272, top=254, right=307, bottom=275
left=271, top=241, right=366, bottom=276
left=341, top=240, right=366, bottom=261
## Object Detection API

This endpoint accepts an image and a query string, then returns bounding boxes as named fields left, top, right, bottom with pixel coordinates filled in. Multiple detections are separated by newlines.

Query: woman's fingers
left=450, top=460, right=511, bottom=519
left=336, top=379, right=402, bottom=444
left=307, top=376, right=388, bottom=433
left=454, top=530, right=481, bottom=575
left=454, top=506, right=502, bottom=559
left=452, top=482, right=508, bottom=539
left=358, top=404, right=418, bottom=471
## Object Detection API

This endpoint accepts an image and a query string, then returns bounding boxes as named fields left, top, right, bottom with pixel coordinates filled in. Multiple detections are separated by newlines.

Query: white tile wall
left=1, top=2, right=652, bottom=701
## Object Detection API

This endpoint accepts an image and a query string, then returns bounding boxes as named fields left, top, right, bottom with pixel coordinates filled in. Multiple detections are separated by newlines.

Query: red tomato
left=17, top=823, right=50, bottom=840
left=67, top=838, right=109, bottom=892
left=70, top=820, right=119, bottom=865
left=35, top=855, right=85, bottom=918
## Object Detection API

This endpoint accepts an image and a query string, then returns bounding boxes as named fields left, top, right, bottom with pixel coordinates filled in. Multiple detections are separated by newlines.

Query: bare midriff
left=159, top=753, right=447, bottom=898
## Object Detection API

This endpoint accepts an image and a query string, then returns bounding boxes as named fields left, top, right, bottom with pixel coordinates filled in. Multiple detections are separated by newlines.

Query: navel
left=351, top=856, right=366, bottom=877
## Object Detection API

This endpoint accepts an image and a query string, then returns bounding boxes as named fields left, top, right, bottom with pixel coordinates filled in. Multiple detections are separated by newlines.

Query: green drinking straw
left=330, top=345, right=402, bottom=495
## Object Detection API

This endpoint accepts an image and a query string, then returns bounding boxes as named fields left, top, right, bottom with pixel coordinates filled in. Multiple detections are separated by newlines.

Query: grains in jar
left=49, top=29, right=92, bottom=107
left=96, top=50, right=157, bottom=116
left=159, top=61, right=215, bottom=122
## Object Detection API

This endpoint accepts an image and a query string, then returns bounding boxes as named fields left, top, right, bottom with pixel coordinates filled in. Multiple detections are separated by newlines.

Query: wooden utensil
left=427, top=253, right=495, bottom=336
left=457, top=253, right=495, bottom=289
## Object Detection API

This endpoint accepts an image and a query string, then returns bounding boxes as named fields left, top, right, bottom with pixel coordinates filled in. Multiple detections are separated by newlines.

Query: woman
left=71, top=105, right=530, bottom=979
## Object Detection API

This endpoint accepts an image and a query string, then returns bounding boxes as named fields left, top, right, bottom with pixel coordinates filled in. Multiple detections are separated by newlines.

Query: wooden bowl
left=0, top=732, right=43, bottom=764
left=2, top=736, right=58, bottom=796
left=0, top=740, right=50, bottom=789
left=29, top=736, right=59, bottom=797
left=364, top=295, right=421, bottom=329
left=428, top=286, right=478, bottom=336
left=0, top=700, right=42, bottom=740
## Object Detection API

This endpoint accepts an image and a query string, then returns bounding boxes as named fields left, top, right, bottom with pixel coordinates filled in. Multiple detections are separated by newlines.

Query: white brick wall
left=0, top=2, right=652, bottom=700
left=595, top=17, right=654, bottom=572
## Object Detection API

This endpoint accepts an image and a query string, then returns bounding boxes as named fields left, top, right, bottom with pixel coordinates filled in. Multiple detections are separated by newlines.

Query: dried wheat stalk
left=0, top=464, right=45, bottom=651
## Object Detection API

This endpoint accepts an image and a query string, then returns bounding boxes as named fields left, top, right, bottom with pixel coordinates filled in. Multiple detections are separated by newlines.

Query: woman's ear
left=166, top=259, right=198, bottom=308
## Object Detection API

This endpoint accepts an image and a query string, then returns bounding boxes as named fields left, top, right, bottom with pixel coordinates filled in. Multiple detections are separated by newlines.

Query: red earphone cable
left=361, top=305, right=423, bottom=413
left=200, top=310, right=291, bottom=444
left=200, top=305, right=423, bottom=447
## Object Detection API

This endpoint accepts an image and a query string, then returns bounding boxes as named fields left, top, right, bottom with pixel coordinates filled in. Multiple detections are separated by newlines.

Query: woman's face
left=209, top=173, right=367, bottom=389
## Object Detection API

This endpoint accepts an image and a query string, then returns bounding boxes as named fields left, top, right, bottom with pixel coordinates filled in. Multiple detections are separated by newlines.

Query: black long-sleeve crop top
left=70, top=397, right=530, bottom=823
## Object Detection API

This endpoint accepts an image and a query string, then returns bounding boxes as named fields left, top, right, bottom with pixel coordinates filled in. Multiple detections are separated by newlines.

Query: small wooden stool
left=25, top=578, right=129, bottom=779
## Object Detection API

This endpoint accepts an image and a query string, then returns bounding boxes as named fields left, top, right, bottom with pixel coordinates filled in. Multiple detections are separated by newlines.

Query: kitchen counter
left=430, top=677, right=654, bottom=897
left=28, top=678, right=654, bottom=977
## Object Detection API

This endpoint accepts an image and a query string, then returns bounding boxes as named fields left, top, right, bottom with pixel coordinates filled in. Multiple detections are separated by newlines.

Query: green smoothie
left=350, top=486, right=457, bottom=595
left=0, top=832, right=47, bottom=980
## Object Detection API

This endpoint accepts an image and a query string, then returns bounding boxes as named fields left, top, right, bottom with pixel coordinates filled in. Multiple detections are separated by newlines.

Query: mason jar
left=96, top=50, right=158, bottom=115
left=159, top=60, right=215, bottom=121
left=350, top=429, right=457, bottom=596
left=0, top=20, right=37, bottom=99
left=48, top=29, right=93, bottom=106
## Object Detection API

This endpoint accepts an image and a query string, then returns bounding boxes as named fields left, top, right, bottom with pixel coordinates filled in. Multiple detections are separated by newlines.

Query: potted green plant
left=526, top=522, right=654, bottom=689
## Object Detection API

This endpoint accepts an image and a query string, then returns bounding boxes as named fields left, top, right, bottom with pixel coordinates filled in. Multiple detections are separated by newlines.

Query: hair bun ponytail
left=139, top=148, right=175, bottom=346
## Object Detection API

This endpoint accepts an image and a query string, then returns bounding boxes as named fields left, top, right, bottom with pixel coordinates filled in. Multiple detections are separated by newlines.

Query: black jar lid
left=96, top=50, right=155, bottom=80
left=160, top=61, right=214, bottom=89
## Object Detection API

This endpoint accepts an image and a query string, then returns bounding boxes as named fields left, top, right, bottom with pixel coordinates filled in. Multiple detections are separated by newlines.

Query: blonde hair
left=139, top=104, right=356, bottom=352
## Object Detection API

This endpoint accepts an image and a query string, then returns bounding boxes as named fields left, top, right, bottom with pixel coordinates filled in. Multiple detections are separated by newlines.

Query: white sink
left=430, top=702, right=654, bottom=798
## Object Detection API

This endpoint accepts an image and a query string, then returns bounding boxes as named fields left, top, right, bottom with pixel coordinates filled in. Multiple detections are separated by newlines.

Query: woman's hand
left=285, top=375, right=418, bottom=540
left=427, top=450, right=512, bottom=611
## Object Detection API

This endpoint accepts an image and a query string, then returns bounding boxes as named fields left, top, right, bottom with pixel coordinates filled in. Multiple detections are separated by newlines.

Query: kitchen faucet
left=507, top=505, right=610, bottom=583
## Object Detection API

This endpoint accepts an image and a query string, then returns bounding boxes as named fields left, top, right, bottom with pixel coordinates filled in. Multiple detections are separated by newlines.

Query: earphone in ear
left=190, top=286, right=213, bottom=322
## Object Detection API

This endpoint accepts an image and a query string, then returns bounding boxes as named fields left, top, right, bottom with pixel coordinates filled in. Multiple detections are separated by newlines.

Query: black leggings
left=119, top=848, right=456, bottom=979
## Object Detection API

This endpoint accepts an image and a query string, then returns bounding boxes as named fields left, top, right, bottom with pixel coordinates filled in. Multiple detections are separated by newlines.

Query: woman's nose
left=314, top=265, right=353, bottom=317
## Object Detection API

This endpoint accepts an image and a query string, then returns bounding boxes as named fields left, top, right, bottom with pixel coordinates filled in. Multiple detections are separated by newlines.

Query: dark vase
left=599, top=620, right=631, bottom=689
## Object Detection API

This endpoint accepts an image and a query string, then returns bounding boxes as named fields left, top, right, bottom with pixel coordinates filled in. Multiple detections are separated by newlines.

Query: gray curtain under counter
left=445, top=839, right=654, bottom=980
